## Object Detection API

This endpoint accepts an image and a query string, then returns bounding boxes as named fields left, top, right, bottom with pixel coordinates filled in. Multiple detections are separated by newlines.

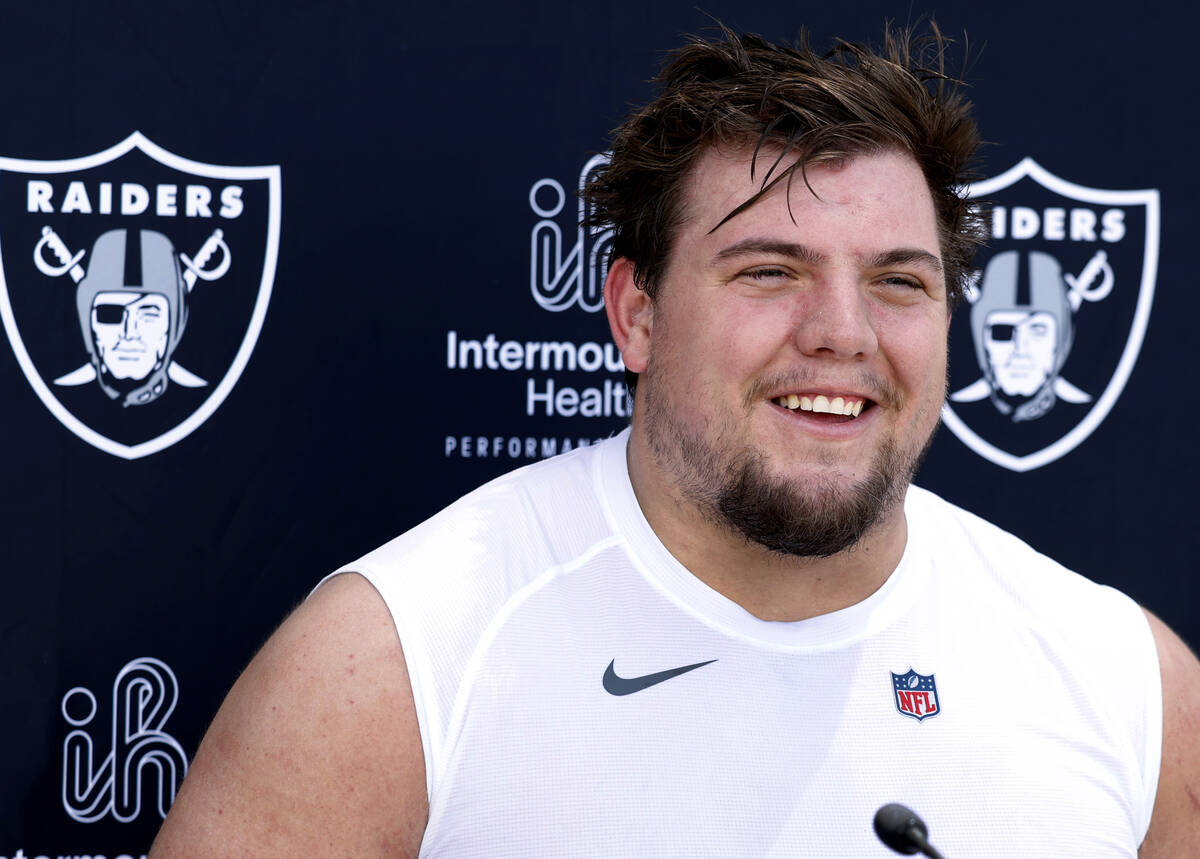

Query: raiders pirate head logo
left=943, top=158, right=1159, bottom=471
left=40, top=225, right=228, bottom=406
left=0, top=133, right=280, bottom=458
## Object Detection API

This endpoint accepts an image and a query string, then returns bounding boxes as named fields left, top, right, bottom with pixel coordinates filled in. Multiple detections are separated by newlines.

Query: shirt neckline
left=595, top=428, right=928, bottom=651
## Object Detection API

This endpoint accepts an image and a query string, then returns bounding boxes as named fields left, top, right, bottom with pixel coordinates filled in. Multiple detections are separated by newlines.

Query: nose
left=791, top=278, right=878, bottom=360
left=121, top=306, right=137, bottom=339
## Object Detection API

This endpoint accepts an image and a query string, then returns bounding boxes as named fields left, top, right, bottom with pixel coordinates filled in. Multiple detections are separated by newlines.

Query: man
left=153, top=26, right=1199, bottom=856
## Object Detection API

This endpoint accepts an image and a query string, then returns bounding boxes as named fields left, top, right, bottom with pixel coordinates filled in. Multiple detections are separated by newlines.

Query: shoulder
left=152, top=572, right=425, bottom=855
left=339, top=438, right=623, bottom=662
left=906, top=484, right=1120, bottom=603
left=355, top=436, right=616, bottom=582
left=908, top=486, right=1197, bottom=851
left=905, top=484, right=1041, bottom=561
left=1139, top=610, right=1200, bottom=856
left=906, top=484, right=1057, bottom=559
left=906, top=484, right=1153, bottom=660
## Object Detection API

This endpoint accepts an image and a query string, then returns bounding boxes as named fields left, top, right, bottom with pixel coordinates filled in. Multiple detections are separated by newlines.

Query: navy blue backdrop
left=0, top=2, right=1193, bottom=854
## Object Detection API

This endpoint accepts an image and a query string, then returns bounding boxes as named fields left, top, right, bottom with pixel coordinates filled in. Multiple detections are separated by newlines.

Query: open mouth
left=771, top=393, right=868, bottom=418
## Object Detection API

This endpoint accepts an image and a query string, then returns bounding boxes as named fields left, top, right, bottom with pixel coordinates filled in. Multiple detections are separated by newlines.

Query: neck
left=625, top=429, right=909, bottom=622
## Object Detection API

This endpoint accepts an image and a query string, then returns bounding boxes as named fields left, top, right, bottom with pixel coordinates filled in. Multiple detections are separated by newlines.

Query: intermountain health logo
left=944, top=159, right=1159, bottom=471
left=0, top=132, right=281, bottom=458
left=61, top=657, right=187, bottom=823
left=529, top=154, right=612, bottom=313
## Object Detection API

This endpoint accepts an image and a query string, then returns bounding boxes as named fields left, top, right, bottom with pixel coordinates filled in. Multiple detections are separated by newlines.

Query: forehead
left=678, top=144, right=940, bottom=254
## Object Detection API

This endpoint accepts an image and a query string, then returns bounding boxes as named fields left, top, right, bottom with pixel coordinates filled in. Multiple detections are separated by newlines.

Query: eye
left=872, top=271, right=944, bottom=306
left=736, top=265, right=797, bottom=289
left=879, top=274, right=924, bottom=290
left=742, top=266, right=791, bottom=280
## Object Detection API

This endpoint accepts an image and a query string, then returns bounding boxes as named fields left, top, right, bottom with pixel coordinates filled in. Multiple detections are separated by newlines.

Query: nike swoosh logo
left=602, top=658, right=717, bottom=696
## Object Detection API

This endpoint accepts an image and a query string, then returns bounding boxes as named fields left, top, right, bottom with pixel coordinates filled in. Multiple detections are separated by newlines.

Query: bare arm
left=150, top=573, right=428, bottom=856
left=1139, top=609, right=1200, bottom=857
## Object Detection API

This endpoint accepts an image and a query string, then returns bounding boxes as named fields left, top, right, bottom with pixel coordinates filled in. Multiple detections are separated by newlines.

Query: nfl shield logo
left=891, top=668, right=940, bottom=722
left=0, top=132, right=280, bottom=458
left=943, top=158, right=1159, bottom=472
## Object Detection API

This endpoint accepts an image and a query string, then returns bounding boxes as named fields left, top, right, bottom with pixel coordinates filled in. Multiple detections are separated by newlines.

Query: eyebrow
left=711, top=239, right=826, bottom=266
left=711, top=238, right=944, bottom=275
left=867, top=248, right=944, bottom=276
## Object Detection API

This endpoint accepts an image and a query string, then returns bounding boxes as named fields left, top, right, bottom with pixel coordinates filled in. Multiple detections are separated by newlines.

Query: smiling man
left=613, top=147, right=949, bottom=621
left=153, top=26, right=1199, bottom=857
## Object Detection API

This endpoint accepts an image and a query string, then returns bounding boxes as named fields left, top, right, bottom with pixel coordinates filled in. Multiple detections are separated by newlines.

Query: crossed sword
left=34, top=226, right=230, bottom=388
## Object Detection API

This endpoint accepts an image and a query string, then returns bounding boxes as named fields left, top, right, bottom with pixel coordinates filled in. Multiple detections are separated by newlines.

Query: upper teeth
left=775, top=394, right=864, bottom=416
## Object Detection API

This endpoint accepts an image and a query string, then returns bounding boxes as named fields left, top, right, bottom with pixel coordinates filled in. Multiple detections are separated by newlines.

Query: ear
left=604, top=257, right=653, bottom=374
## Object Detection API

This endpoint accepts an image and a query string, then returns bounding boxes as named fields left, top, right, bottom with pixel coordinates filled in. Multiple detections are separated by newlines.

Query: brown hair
left=585, top=23, right=986, bottom=309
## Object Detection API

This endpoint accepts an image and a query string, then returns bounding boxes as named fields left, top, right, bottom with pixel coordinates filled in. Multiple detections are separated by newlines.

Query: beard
left=641, top=374, right=937, bottom=559
left=713, top=437, right=919, bottom=557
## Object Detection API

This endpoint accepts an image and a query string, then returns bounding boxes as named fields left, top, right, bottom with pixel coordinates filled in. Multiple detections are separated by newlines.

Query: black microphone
left=873, top=803, right=946, bottom=859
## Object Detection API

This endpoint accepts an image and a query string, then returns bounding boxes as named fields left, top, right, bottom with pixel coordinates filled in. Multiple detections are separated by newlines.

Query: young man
left=153, top=27, right=1200, bottom=857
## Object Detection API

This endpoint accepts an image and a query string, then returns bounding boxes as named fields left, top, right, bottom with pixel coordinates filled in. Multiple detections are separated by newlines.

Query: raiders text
left=26, top=180, right=243, bottom=219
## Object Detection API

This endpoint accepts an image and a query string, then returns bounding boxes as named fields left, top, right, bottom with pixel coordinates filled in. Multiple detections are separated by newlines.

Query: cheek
left=651, top=297, right=726, bottom=378
left=714, top=301, right=795, bottom=364
left=883, top=318, right=949, bottom=403
left=648, top=302, right=770, bottom=418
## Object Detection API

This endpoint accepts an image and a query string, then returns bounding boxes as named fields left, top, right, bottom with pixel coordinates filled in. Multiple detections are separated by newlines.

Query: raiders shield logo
left=0, top=132, right=280, bottom=458
left=943, top=158, right=1159, bottom=471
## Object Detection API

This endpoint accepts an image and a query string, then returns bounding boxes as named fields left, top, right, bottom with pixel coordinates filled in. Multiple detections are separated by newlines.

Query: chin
left=715, top=444, right=908, bottom=559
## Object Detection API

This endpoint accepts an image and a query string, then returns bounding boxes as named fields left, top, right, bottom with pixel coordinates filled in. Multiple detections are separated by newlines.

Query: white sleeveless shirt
left=335, top=430, right=1160, bottom=857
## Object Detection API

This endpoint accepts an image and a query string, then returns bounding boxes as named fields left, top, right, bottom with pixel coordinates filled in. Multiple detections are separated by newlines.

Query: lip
left=765, top=396, right=879, bottom=440
left=766, top=386, right=875, bottom=402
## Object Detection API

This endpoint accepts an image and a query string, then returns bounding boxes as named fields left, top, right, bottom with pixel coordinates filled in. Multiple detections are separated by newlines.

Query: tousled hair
left=585, top=24, right=987, bottom=388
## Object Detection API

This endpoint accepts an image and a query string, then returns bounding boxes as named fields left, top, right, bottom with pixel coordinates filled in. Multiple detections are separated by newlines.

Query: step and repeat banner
left=0, top=1, right=1193, bottom=853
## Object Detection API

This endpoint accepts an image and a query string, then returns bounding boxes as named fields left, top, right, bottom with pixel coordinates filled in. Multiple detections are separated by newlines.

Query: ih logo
left=528, top=154, right=612, bottom=312
left=891, top=669, right=940, bottom=722
left=0, top=132, right=281, bottom=458
left=944, top=158, right=1159, bottom=471
left=60, top=657, right=188, bottom=823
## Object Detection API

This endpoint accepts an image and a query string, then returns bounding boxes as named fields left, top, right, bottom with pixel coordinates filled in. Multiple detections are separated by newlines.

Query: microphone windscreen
left=873, top=803, right=927, bottom=855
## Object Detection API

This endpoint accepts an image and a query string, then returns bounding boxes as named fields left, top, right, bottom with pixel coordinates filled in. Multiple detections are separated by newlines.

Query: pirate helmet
left=969, top=249, right=1075, bottom=383
left=74, top=229, right=188, bottom=405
